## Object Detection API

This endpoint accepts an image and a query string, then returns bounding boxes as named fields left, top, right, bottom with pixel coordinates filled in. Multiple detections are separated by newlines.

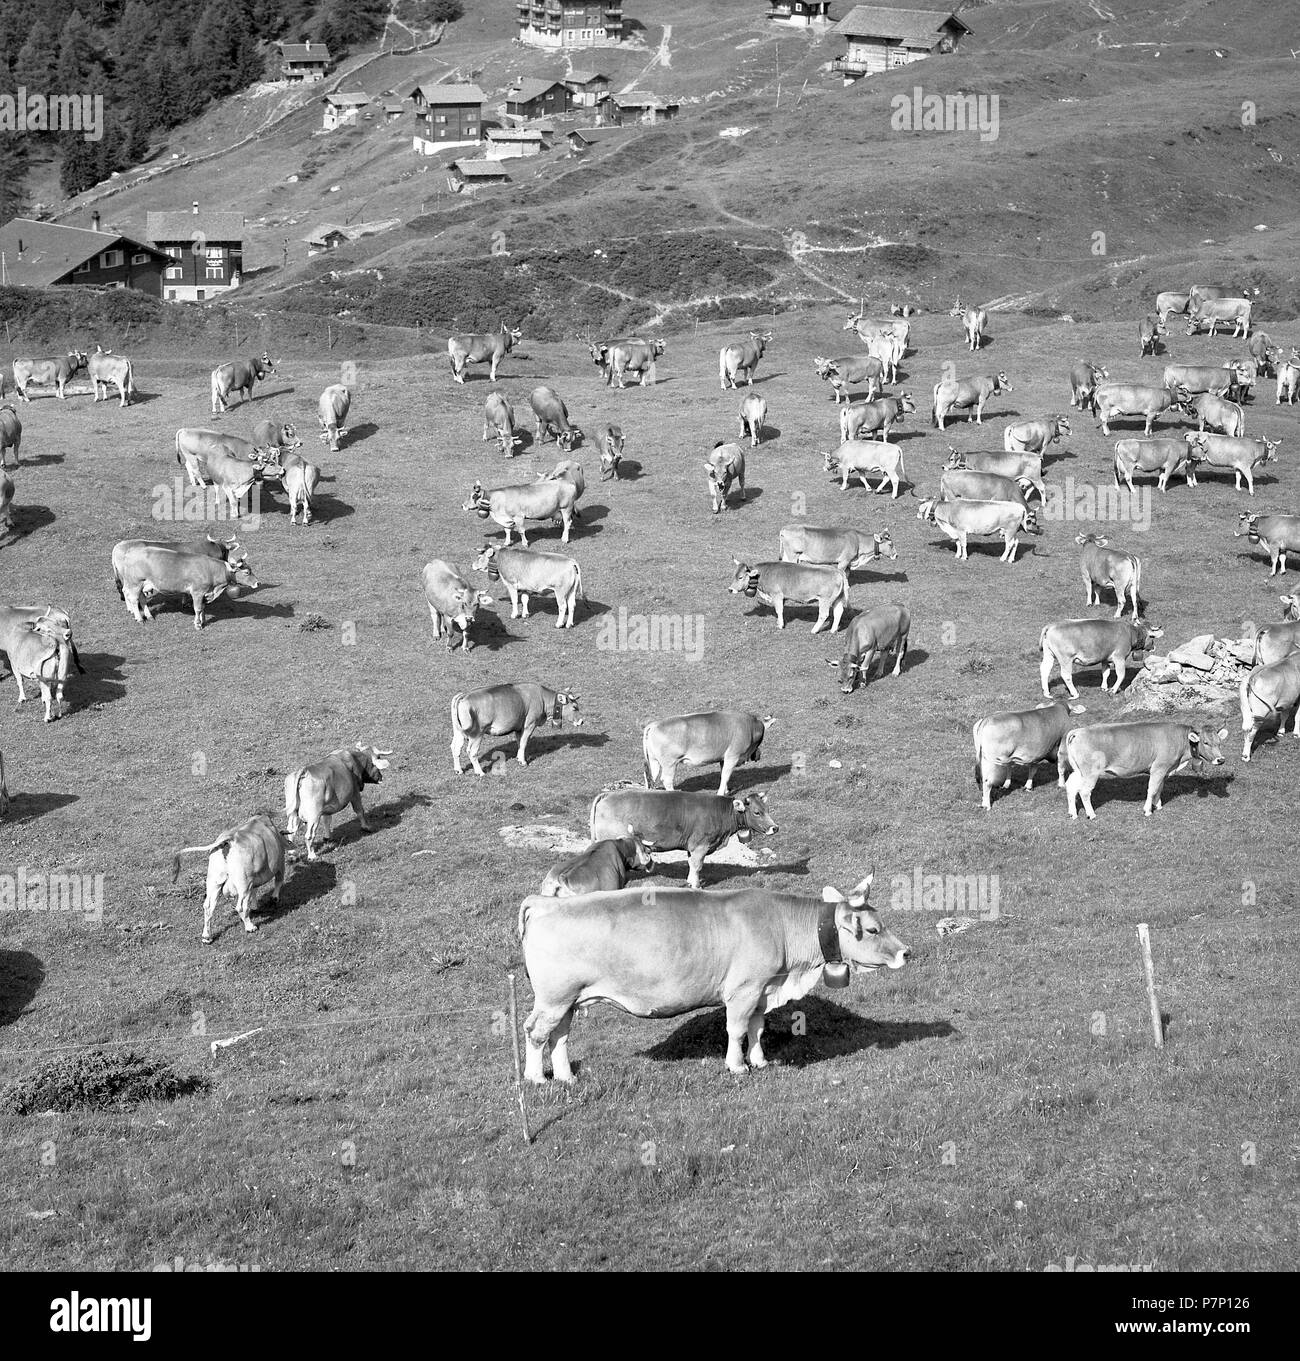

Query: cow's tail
left=931, top=384, right=941, bottom=427
left=587, top=791, right=603, bottom=839
left=125, top=361, right=135, bottom=398
left=574, top=561, right=586, bottom=602
left=1250, top=626, right=1266, bottom=668
left=718, top=348, right=728, bottom=386
left=1132, top=556, right=1142, bottom=610
left=283, top=768, right=306, bottom=828
left=210, top=370, right=221, bottom=413
left=642, top=725, right=656, bottom=788
left=176, top=429, right=184, bottom=467
left=171, top=834, right=232, bottom=883
left=450, top=691, right=470, bottom=742
left=1038, top=624, right=1051, bottom=655
left=111, top=552, right=124, bottom=601
left=1113, top=447, right=1122, bottom=488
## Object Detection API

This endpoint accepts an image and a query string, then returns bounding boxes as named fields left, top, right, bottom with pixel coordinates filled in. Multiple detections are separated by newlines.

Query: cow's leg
left=1241, top=709, right=1257, bottom=761
left=773, top=597, right=786, bottom=630
left=829, top=600, right=845, bottom=633
left=810, top=601, right=828, bottom=634
left=350, top=792, right=372, bottom=832
left=234, top=881, right=259, bottom=934
left=516, top=522, right=529, bottom=547
left=1060, top=659, right=1080, bottom=699
left=1056, top=741, right=1070, bottom=788
left=517, top=720, right=535, bottom=766
left=451, top=727, right=467, bottom=774
left=1144, top=768, right=1165, bottom=816
left=745, top=1007, right=769, bottom=1070
left=428, top=606, right=442, bottom=638
left=717, top=753, right=740, bottom=797
left=519, top=589, right=532, bottom=619
left=524, top=1002, right=573, bottom=1083
left=685, top=845, right=706, bottom=890
left=39, top=679, right=54, bottom=723
left=467, top=735, right=487, bottom=777
left=1077, top=772, right=1097, bottom=820
left=189, top=589, right=206, bottom=630
left=560, top=509, right=572, bottom=543
left=892, top=636, right=907, bottom=676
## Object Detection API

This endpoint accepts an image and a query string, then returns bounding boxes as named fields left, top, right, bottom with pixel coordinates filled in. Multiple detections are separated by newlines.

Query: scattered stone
left=1168, top=646, right=1214, bottom=671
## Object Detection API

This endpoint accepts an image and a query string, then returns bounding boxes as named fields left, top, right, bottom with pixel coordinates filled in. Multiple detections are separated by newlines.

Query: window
left=206, top=246, right=223, bottom=263
left=101, top=249, right=123, bottom=268
left=206, top=261, right=224, bottom=278
left=108, top=281, right=126, bottom=289
left=435, top=112, right=447, bottom=122
left=166, top=289, right=176, bottom=300
left=166, top=245, right=182, bottom=259
left=131, top=252, right=150, bottom=265
left=74, top=260, right=91, bottom=274
left=166, top=265, right=182, bottom=279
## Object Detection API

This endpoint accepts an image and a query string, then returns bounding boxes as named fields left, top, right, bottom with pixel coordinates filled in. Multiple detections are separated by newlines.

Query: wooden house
left=322, top=92, right=369, bottom=131
left=831, top=5, right=971, bottom=80
left=0, top=214, right=169, bottom=295
left=410, top=82, right=484, bottom=154
left=505, top=78, right=572, bottom=121
left=146, top=205, right=244, bottom=302
left=277, top=41, right=332, bottom=83
left=517, top=2, right=624, bottom=49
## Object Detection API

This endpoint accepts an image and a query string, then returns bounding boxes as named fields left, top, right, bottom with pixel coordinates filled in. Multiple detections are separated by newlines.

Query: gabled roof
left=487, top=127, right=546, bottom=141
left=564, top=70, right=609, bottom=86
left=568, top=126, right=631, bottom=144
left=304, top=224, right=350, bottom=245
left=453, top=159, right=511, bottom=179
left=278, top=41, right=332, bottom=64
left=146, top=211, right=245, bottom=243
left=614, top=93, right=677, bottom=110
left=411, top=81, right=484, bottom=105
left=323, top=91, right=369, bottom=107
left=0, top=218, right=168, bottom=287
left=507, top=78, right=568, bottom=103
left=833, top=5, right=971, bottom=41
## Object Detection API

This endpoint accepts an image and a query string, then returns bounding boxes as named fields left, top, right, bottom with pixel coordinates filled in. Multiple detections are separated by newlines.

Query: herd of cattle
left=2, top=280, right=1298, bottom=1081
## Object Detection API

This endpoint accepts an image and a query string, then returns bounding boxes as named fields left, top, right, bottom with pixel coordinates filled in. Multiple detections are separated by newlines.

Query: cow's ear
left=822, top=886, right=844, bottom=904
left=850, top=872, right=873, bottom=897
left=1187, top=731, right=1200, bottom=745
left=477, top=592, right=494, bottom=606
left=1069, top=704, right=1086, bottom=715
left=1216, top=727, right=1229, bottom=740
left=733, top=797, right=746, bottom=813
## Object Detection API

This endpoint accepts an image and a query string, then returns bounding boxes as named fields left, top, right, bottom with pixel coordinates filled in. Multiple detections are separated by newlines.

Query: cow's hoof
left=245, top=923, right=258, bottom=933
left=726, top=1064, right=748, bottom=1077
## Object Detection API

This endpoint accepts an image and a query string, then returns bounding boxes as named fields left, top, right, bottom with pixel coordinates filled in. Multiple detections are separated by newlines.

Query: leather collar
left=817, top=901, right=842, bottom=965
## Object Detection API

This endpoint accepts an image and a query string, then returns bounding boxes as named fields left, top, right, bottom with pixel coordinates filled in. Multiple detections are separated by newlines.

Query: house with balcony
left=322, top=92, right=369, bottom=130
left=563, top=69, right=611, bottom=109
left=602, top=93, right=678, bottom=125
left=0, top=214, right=169, bottom=294
left=831, top=5, right=971, bottom=80
left=505, top=77, right=572, bottom=121
left=277, top=40, right=332, bottom=82
left=147, top=205, right=244, bottom=302
left=410, top=81, right=484, bottom=154
left=517, top=2, right=624, bottom=49
left=767, top=0, right=834, bottom=25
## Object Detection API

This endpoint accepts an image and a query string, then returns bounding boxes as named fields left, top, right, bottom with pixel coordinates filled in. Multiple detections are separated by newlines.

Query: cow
left=840, top=393, right=915, bottom=444
left=1185, top=297, right=1252, bottom=337
left=421, top=559, right=494, bottom=651
left=284, top=744, right=393, bottom=860
left=1223, top=359, right=1257, bottom=405
left=463, top=478, right=578, bottom=546
left=0, top=604, right=85, bottom=704
left=945, top=448, right=1046, bottom=499
left=972, top=699, right=1086, bottom=811
left=1113, top=436, right=1199, bottom=493
left=518, top=872, right=905, bottom=1081
left=600, top=425, right=624, bottom=480
left=608, top=337, right=665, bottom=388
left=861, top=330, right=905, bottom=384
left=129, top=533, right=247, bottom=565
left=538, top=832, right=653, bottom=898
left=1091, top=381, right=1180, bottom=436
left=1276, top=352, right=1300, bottom=405
left=12, top=352, right=87, bottom=401
left=0, top=404, right=20, bottom=466
left=251, top=419, right=302, bottom=457
left=178, top=439, right=260, bottom=518
left=483, top=392, right=519, bottom=455
left=932, top=372, right=1012, bottom=429
left=739, top=393, right=767, bottom=446
left=823, top=440, right=908, bottom=498
left=1188, top=284, right=1230, bottom=309
left=939, top=467, right=1034, bottom=509
left=111, top=541, right=259, bottom=630
left=529, top=385, right=583, bottom=451
left=1239, top=654, right=1300, bottom=761
left=1138, top=313, right=1166, bottom=356
left=171, top=812, right=293, bottom=944
left=777, top=524, right=897, bottom=575
left=1039, top=618, right=1163, bottom=698
left=1063, top=721, right=1228, bottom=818
left=1003, top=413, right=1070, bottom=456
left=537, top=460, right=585, bottom=520
left=843, top=309, right=911, bottom=349
left=450, top=683, right=581, bottom=775
left=317, top=384, right=351, bottom=451
left=829, top=604, right=910, bottom=694
left=890, top=303, right=919, bottom=317
left=1185, top=392, right=1245, bottom=438
left=261, top=447, right=320, bottom=525
left=729, top=558, right=849, bottom=632
left=949, top=298, right=989, bottom=350
left=1077, top=533, right=1142, bottom=620
left=1162, top=363, right=1233, bottom=398
left=1183, top=432, right=1282, bottom=496
left=87, top=348, right=135, bottom=406
left=0, top=468, right=11, bottom=540
left=643, top=711, right=774, bottom=795
left=815, top=354, right=883, bottom=404
left=1068, top=360, right=1108, bottom=410
left=589, top=788, right=777, bottom=891
left=705, top=441, right=746, bottom=514
left=472, top=543, right=583, bottom=628
left=1155, top=292, right=1190, bottom=325
left=1235, top=512, right=1300, bottom=576
left=211, top=352, right=277, bottom=414
left=1249, top=331, right=1279, bottom=376
left=719, top=331, right=772, bottom=389
left=2, top=610, right=74, bottom=722
left=175, top=427, right=263, bottom=486
left=448, top=322, right=521, bottom=383
left=917, top=498, right=1039, bottom=563
left=1250, top=592, right=1300, bottom=667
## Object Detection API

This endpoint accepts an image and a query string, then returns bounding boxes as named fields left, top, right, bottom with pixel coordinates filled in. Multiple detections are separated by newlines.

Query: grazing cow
left=284, top=744, right=393, bottom=860
left=1235, top=512, right=1300, bottom=576
left=12, top=352, right=87, bottom=401
left=705, top=441, right=746, bottom=513
left=945, top=448, right=1046, bottom=499
left=1184, top=432, right=1282, bottom=496
left=483, top=392, right=519, bottom=455
left=815, top=354, right=883, bottom=404
left=251, top=419, right=302, bottom=456
left=421, top=559, right=494, bottom=651
left=1249, top=331, right=1279, bottom=376
left=463, top=478, right=578, bottom=546
left=3, top=611, right=74, bottom=722
left=210, top=352, right=277, bottom=414
left=171, top=813, right=292, bottom=944
left=917, top=498, right=1039, bottom=563
left=600, top=425, right=624, bottom=480
left=519, top=873, right=904, bottom=1081
left=1185, top=392, right=1245, bottom=437
left=1162, top=363, right=1233, bottom=398
left=932, top=372, right=1012, bottom=428
left=590, top=788, right=777, bottom=890
left=448, top=322, right=521, bottom=383
left=1276, top=352, right=1300, bottom=405
left=719, top=331, right=772, bottom=389
left=830, top=604, right=910, bottom=694
left=1003, top=413, right=1070, bottom=456
left=1092, top=381, right=1180, bottom=436
left=87, top=348, right=135, bottom=406
left=1039, top=618, right=1163, bottom=697
left=840, top=393, right=915, bottom=444
left=539, top=833, right=653, bottom=898
left=891, top=303, right=919, bottom=317
left=317, top=384, right=351, bottom=451
left=823, top=440, right=908, bottom=498
left=844, top=310, right=910, bottom=349
left=1113, top=436, right=1199, bottom=493
left=1138, top=313, right=1166, bottom=356
left=972, top=699, right=1086, bottom=811
left=1155, top=292, right=1190, bottom=324
left=111, top=542, right=259, bottom=630
left=0, top=404, right=21, bottom=466
left=1063, top=721, right=1227, bottom=818
left=529, top=385, right=583, bottom=451
left=1077, top=533, right=1142, bottom=620
left=1240, top=654, right=1300, bottom=761
left=739, top=393, right=767, bottom=446
left=473, top=543, right=583, bottom=628
left=1068, top=360, right=1108, bottom=410
left=777, top=524, right=897, bottom=574
left=728, top=559, right=849, bottom=633
left=1223, top=358, right=1257, bottom=404
left=1250, top=592, right=1300, bottom=667
left=262, top=447, right=320, bottom=525
left=1186, top=297, right=1252, bottom=337
left=450, top=683, right=581, bottom=775
left=939, top=467, right=1033, bottom=509
left=949, top=298, right=989, bottom=350
left=608, top=337, right=665, bottom=388
left=643, top=711, right=774, bottom=795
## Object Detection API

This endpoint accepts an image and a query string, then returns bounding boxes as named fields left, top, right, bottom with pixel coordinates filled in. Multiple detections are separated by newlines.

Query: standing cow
left=172, top=813, right=293, bottom=944
left=448, top=322, right=521, bottom=383
left=88, top=348, right=135, bottom=406
left=0, top=404, right=21, bottom=466
left=12, top=352, right=88, bottom=401
left=719, top=332, right=772, bottom=390
left=211, top=352, right=278, bottom=414
left=642, top=711, right=774, bottom=795
left=422, top=560, right=493, bottom=652
left=318, top=384, right=351, bottom=451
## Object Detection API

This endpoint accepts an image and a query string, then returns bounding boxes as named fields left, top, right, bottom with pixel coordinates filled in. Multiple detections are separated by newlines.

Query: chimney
left=16, top=238, right=24, bottom=259
left=91, top=210, right=101, bottom=232
left=305, top=40, right=311, bottom=51
left=192, top=201, right=199, bottom=215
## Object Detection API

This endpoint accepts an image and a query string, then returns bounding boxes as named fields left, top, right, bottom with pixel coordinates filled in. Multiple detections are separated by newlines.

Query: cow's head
left=1262, top=436, right=1283, bottom=462
left=750, top=330, right=773, bottom=353
left=1076, top=532, right=1107, bottom=548
left=1234, top=513, right=1259, bottom=538
left=1133, top=619, right=1164, bottom=649
left=814, top=356, right=837, bottom=381
left=70, top=351, right=89, bottom=371
left=1280, top=592, right=1300, bottom=622
left=1052, top=414, right=1072, bottom=437
left=822, top=874, right=910, bottom=976
left=915, top=498, right=938, bottom=523
left=444, top=587, right=493, bottom=649
left=728, top=558, right=760, bottom=596
left=994, top=371, right=1012, bottom=392
left=585, top=340, right=609, bottom=370
left=600, top=426, right=624, bottom=479
left=551, top=691, right=582, bottom=726
left=944, top=448, right=967, bottom=470
left=207, top=532, right=248, bottom=565
left=557, top=426, right=583, bottom=452
left=1183, top=432, right=1209, bottom=460
left=732, top=791, right=776, bottom=841
left=832, top=648, right=864, bottom=694
left=278, top=423, right=302, bottom=450
left=472, top=543, right=499, bottom=577
left=622, top=824, right=655, bottom=872
left=652, top=339, right=666, bottom=357
left=504, top=324, right=523, bottom=349
left=463, top=482, right=491, bottom=515
left=867, top=529, right=897, bottom=564
left=351, top=744, right=393, bottom=783
left=898, top=393, right=916, bottom=414
left=842, top=312, right=863, bottom=331
left=258, top=352, right=277, bottom=376
left=1187, top=727, right=1229, bottom=766
left=225, top=560, right=260, bottom=591
left=29, top=610, right=72, bottom=647
left=821, top=450, right=839, bottom=474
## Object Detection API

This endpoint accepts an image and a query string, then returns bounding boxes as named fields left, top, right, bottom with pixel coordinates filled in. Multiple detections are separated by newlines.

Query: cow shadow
left=608, top=459, right=644, bottom=481
left=0, top=950, right=44, bottom=1027
left=363, top=790, right=435, bottom=836
left=641, top=998, right=955, bottom=1067
left=0, top=791, right=79, bottom=825
left=254, top=386, right=295, bottom=404
left=122, top=391, right=162, bottom=406
left=256, top=858, right=337, bottom=930
left=454, top=611, right=524, bottom=652
left=230, top=599, right=296, bottom=622
left=343, top=421, right=379, bottom=446
left=721, top=760, right=793, bottom=793
left=5, top=505, right=56, bottom=539
left=10, top=452, right=65, bottom=468
left=1083, top=771, right=1233, bottom=811
left=755, top=425, right=781, bottom=442
left=648, top=853, right=811, bottom=887
left=70, top=650, right=128, bottom=709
